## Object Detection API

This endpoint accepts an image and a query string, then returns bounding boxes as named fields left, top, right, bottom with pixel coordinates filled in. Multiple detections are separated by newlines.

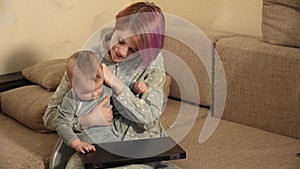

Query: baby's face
left=74, top=66, right=104, bottom=101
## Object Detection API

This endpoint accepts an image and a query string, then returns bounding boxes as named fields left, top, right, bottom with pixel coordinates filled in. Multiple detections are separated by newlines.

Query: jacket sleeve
left=56, top=94, right=79, bottom=146
left=113, top=66, right=166, bottom=130
left=43, top=72, right=71, bottom=130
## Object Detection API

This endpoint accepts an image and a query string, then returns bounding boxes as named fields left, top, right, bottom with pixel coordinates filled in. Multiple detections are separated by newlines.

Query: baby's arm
left=133, top=81, right=147, bottom=94
left=56, top=92, right=95, bottom=153
left=70, top=139, right=95, bottom=154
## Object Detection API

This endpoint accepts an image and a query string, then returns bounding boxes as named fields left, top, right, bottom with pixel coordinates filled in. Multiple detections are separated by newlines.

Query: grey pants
left=50, top=138, right=182, bottom=169
left=66, top=152, right=182, bottom=169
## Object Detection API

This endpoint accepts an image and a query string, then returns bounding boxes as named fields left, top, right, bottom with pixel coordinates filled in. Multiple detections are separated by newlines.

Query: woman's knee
left=65, top=152, right=85, bottom=169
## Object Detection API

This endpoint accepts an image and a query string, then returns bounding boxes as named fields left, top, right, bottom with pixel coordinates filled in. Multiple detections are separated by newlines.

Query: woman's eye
left=118, top=37, right=125, bottom=45
left=129, top=48, right=138, bottom=53
left=118, top=40, right=125, bottom=45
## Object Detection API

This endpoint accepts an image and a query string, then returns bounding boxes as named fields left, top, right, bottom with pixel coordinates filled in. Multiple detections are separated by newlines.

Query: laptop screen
left=81, top=137, right=186, bottom=169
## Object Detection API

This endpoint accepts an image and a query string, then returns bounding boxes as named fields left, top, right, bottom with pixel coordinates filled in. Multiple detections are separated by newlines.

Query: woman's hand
left=102, top=63, right=124, bottom=95
left=70, top=139, right=96, bottom=154
left=94, top=96, right=113, bottom=125
left=79, top=96, right=113, bottom=129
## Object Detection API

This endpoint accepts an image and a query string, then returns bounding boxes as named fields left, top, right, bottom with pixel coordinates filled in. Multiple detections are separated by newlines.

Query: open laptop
left=81, top=137, right=186, bottom=169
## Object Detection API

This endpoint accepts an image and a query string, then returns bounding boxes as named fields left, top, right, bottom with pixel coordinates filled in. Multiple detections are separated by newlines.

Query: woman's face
left=109, top=30, right=139, bottom=64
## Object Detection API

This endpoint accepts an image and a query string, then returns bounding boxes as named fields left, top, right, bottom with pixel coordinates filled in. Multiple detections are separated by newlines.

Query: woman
left=44, top=2, right=180, bottom=168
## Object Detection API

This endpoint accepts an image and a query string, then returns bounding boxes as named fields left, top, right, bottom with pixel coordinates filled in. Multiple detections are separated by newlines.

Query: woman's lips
left=115, top=52, right=124, bottom=60
left=116, top=53, right=122, bottom=58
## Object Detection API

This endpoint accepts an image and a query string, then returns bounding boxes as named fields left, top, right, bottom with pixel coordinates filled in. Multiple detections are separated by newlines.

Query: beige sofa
left=1, top=0, right=300, bottom=168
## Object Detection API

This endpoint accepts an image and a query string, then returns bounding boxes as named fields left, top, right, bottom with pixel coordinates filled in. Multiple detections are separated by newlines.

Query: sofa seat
left=0, top=112, right=58, bottom=169
left=162, top=99, right=300, bottom=169
left=0, top=98, right=299, bottom=169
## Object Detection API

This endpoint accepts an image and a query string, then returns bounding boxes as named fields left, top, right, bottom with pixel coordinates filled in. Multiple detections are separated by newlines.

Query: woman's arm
left=115, top=68, right=166, bottom=125
left=102, top=64, right=166, bottom=129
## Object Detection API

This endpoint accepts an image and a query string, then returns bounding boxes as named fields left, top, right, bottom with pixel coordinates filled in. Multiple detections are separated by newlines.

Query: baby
left=56, top=50, right=149, bottom=154
left=56, top=50, right=119, bottom=154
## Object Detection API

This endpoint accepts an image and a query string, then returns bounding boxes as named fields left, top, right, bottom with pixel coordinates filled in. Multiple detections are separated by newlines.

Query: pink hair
left=115, top=2, right=165, bottom=68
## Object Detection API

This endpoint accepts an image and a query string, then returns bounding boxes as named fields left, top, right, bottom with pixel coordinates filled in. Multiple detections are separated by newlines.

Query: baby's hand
left=70, top=139, right=96, bottom=154
left=133, top=81, right=147, bottom=94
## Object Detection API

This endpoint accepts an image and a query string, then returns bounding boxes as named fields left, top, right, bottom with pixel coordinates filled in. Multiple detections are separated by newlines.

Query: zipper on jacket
left=115, top=63, right=119, bottom=76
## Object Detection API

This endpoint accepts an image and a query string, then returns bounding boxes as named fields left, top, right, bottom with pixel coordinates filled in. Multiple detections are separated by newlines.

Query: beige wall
left=0, top=0, right=262, bottom=75
left=132, top=0, right=262, bottom=36
left=0, top=0, right=131, bottom=75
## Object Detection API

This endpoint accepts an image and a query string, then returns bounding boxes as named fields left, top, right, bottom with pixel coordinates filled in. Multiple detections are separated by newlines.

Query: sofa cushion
left=22, top=59, right=67, bottom=91
left=0, top=85, right=54, bottom=132
left=164, top=35, right=212, bottom=107
left=163, top=29, right=235, bottom=107
left=0, top=113, right=58, bottom=169
left=216, top=36, right=300, bottom=139
left=262, top=0, right=300, bottom=48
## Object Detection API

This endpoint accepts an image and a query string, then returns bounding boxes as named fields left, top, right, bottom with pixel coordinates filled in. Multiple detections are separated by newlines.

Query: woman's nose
left=119, top=46, right=128, bottom=57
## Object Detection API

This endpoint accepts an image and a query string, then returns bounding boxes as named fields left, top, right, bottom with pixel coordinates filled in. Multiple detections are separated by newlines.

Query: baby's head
left=67, top=50, right=104, bottom=100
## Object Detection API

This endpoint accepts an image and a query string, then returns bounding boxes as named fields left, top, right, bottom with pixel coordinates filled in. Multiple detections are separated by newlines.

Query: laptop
left=81, top=137, right=186, bottom=169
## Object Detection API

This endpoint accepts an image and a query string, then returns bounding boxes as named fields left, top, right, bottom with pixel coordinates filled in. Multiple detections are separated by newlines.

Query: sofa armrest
left=0, top=72, right=32, bottom=92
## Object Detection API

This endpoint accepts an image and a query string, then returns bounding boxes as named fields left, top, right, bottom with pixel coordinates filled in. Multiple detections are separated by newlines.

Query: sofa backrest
left=163, top=28, right=235, bottom=107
